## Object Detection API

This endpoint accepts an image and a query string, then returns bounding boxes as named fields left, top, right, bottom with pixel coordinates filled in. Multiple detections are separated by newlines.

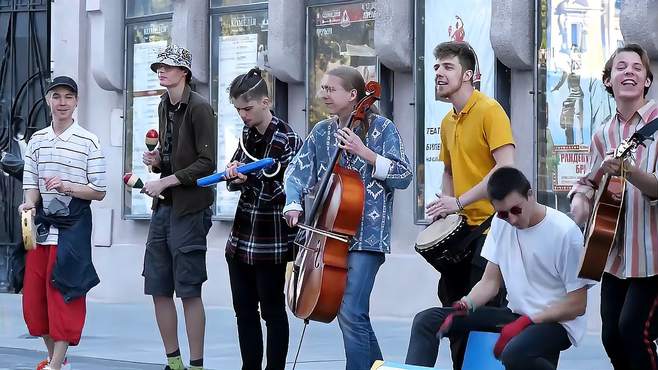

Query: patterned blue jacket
left=283, top=114, right=412, bottom=253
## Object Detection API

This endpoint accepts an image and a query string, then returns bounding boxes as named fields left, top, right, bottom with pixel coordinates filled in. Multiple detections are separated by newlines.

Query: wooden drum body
left=414, top=214, right=470, bottom=271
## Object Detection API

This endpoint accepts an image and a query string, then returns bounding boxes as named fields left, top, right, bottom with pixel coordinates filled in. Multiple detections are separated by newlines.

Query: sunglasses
left=497, top=206, right=523, bottom=219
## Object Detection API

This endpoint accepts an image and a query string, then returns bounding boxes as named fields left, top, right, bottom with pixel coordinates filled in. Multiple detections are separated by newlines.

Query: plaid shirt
left=225, top=115, right=303, bottom=264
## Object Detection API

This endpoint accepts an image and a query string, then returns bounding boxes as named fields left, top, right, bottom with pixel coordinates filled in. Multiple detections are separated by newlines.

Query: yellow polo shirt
left=439, top=90, right=514, bottom=226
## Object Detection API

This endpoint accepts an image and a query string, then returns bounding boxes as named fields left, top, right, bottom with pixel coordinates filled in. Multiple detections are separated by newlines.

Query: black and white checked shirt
left=225, top=115, right=303, bottom=265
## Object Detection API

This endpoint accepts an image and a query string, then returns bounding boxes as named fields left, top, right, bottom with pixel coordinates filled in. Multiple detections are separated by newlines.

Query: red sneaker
left=36, top=359, right=49, bottom=370
left=39, top=358, right=70, bottom=370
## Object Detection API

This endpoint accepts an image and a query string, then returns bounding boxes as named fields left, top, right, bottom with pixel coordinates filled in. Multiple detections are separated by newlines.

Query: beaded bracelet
left=455, top=197, right=464, bottom=212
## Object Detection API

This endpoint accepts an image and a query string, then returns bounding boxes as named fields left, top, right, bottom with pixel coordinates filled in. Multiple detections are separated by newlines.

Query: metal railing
left=0, top=0, right=49, bottom=293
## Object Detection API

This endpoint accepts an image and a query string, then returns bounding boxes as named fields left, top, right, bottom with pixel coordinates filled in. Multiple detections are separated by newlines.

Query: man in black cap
left=141, top=44, right=216, bottom=370
left=20, top=75, right=107, bottom=370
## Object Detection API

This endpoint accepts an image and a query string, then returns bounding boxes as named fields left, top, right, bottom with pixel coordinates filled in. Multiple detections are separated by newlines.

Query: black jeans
left=436, top=234, right=507, bottom=369
left=601, top=273, right=658, bottom=370
left=405, top=307, right=571, bottom=370
left=226, top=255, right=289, bottom=370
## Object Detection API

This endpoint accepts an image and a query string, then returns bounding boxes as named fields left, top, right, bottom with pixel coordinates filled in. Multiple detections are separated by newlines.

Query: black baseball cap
left=47, top=76, right=78, bottom=94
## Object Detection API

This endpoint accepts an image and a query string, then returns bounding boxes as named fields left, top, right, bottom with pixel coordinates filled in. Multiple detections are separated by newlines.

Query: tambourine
left=21, top=210, right=36, bottom=250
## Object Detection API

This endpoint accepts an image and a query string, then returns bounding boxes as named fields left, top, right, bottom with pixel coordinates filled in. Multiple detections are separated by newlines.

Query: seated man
left=406, top=167, right=591, bottom=370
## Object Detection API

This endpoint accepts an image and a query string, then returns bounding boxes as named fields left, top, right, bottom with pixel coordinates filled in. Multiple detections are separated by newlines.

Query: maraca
left=145, top=129, right=159, bottom=172
left=123, top=172, right=164, bottom=199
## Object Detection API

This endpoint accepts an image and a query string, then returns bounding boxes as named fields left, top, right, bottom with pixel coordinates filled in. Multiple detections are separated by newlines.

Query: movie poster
left=307, top=1, right=378, bottom=129
left=544, top=0, right=621, bottom=191
left=125, top=21, right=170, bottom=218
left=212, top=10, right=270, bottom=218
left=415, top=0, right=496, bottom=222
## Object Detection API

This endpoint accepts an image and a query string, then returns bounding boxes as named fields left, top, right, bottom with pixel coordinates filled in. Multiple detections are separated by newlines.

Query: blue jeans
left=337, top=250, right=385, bottom=370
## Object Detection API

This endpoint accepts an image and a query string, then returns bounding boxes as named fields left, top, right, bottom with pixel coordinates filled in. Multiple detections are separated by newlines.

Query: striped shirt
left=569, top=100, right=658, bottom=278
left=23, top=122, right=107, bottom=245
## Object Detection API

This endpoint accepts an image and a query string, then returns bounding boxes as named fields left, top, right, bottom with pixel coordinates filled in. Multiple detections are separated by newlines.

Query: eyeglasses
left=319, top=85, right=338, bottom=94
left=497, top=206, right=523, bottom=219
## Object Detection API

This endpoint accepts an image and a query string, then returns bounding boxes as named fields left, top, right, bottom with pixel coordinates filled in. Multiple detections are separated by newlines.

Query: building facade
left=47, top=0, right=658, bottom=323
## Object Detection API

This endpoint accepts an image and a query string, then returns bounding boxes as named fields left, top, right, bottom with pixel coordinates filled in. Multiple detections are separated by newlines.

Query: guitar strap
left=635, top=117, right=658, bottom=141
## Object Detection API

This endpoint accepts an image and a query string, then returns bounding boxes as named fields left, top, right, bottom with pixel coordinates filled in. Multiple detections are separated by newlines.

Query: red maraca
left=145, top=129, right=159, bottom=172
left=123, top=172, right=164, bottom=199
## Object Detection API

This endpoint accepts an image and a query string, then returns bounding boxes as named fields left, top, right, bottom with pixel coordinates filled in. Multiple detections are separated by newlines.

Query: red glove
left=493, top=315, right=533, bottom=358
left=437, top=300, right=469, bottom=338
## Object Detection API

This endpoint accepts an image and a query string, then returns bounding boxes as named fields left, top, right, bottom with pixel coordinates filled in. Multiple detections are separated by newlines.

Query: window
left=123, top=3, right=173, bottom=219
left=413, top=0, right=499, bottom=223
left=536, top=0, right=622, bottom=211
left=306, top=1, right=378, bottom=130
left=126, top=0, right=173, bottom=18
left=210, top=5, right=272, bottom=219
left=210, top=0, right=267, bottom=7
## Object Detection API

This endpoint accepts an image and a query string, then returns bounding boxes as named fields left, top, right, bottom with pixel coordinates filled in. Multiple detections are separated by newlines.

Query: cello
left=286, top=81, right=381, bottom=323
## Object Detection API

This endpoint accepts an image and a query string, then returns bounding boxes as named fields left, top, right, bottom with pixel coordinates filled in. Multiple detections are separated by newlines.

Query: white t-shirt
left=480, top=207, right=592, bottom=346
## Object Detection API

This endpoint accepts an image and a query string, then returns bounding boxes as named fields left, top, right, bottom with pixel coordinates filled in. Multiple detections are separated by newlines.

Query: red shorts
left=22, top=245, right=86, bottom=346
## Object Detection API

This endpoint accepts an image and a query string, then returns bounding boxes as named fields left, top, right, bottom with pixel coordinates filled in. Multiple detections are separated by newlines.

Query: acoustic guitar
left=578, top=133, right=647, bottom=281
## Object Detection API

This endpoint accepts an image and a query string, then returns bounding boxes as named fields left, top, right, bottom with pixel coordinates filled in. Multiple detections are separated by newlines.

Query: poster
left=307, top=1, right=378, bottom=128
left=133, top=41, right=166, bottom=92
left=212, top=11, right=270, bottom=219
left=415, top=0, right=496, bottom=222
left=216, top=33, right=259, bottom=217
left=543, top=0, right=622, bottom=192
left=130, top=94, right=162, bottom=215
left=124, top=21, right=170, bottom=218
left=552, top=146, right=590, bottom=191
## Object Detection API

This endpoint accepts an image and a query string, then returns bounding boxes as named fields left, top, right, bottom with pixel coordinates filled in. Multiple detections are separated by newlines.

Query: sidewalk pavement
left=0, top=294, right=611, bottom=369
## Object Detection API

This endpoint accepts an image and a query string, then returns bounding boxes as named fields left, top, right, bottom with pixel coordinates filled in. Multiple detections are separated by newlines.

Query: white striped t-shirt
left=22, top=122, right=107, bottom=245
